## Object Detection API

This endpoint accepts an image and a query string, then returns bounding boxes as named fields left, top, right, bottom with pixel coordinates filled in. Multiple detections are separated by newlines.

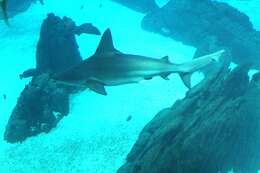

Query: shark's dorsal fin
left=161, top=56, right=170, bottom=63
left=95, top=28, right=118, bottom=55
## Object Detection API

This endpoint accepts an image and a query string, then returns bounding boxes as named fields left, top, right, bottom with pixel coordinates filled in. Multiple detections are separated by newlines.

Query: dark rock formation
left=113, top=1, right=260, bottom=172
left=141, top=0, right=260, bottom=69
left=110, top=0, right=159, bottom=13
left=4, top=74, right=69, bottom=143
left=20, top=13, right=100, bottom=78
left=35, top=13, right=83, bottom=75
left=117, top=61, right=260, bottom=172
left=4, top=14, right=99, bottom=143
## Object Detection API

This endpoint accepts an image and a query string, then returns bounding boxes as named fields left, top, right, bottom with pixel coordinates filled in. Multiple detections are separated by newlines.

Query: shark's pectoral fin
left=160, top=73, right=170, bottom=80
left=144, top=76, right=153, bottom=80
left=85, top=80, right=107, bottom=95
left=180, top=72, right=192, bottom=89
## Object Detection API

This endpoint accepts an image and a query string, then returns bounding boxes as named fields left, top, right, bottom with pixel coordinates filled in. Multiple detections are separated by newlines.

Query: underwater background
left=0, top=0, right=260, bottom=172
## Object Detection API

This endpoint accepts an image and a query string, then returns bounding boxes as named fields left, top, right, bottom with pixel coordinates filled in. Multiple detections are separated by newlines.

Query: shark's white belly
left=94, top=70, right=164, bottom=86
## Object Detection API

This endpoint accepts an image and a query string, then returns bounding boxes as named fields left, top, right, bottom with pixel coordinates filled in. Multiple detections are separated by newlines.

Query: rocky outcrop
left=20, top=13, right=100, bottom=79
left=141, top=0, right=260, bottom=69
left=35, top=13, right=83, bottom=75
left=4, top=14, right=98, bottom=143
left=4, top=74, right=69, bottom=143
left=115, top=1, right=260, bottom=172
left=117, top=60, right=260, bottom=173
left=110, top=0, right=159, bottom=13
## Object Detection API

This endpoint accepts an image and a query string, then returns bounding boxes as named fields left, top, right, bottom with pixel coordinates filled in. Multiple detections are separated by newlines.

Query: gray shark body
left=55, top=29, right=224, bottom=95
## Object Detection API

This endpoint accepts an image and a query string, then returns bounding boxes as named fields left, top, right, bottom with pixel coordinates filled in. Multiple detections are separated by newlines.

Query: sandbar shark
left=54, top=29, right=225, bottom=95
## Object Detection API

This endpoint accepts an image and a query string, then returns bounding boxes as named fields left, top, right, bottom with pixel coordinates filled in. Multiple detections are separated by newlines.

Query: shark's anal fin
left=160, top=73, right=170, bottom=80
left=86, top=80, right=107, bottom=95
left=180, top=72, right=192, bottom=89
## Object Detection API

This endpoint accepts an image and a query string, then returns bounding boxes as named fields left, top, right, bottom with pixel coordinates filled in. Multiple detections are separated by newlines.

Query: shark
left=54, top=28, right=225, bottom=95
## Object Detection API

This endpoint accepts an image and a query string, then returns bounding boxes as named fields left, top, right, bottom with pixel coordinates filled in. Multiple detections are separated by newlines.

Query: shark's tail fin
left=179, top=72, right=192, bottom=89
left=1, top=0, right=9, bottom=26
left=179, top=49, right=225, bottom=89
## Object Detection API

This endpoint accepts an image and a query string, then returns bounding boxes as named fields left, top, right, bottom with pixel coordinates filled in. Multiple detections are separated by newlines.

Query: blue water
left=0, top=0, right=259, bottom=172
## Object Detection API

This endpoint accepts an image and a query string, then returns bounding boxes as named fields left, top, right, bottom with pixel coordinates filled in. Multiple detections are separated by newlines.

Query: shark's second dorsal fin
left=95, top=28, right=117, bottom=55
left=161, top=56, right=170, bottom=63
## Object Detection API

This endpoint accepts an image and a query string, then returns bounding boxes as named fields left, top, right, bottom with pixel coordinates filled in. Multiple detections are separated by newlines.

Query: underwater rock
left=117, top=63, right=260, bottom=173
left=35, top=13, right=82, bottom=75
left=4, top=74, right=69, bottom=143
left=141, top=0, right=260, bottom=70
left=21, top=13, right=100, bottom=78
left=110, top=0, right=159, bottom=13
left=5, top=13, right=96, bottom=143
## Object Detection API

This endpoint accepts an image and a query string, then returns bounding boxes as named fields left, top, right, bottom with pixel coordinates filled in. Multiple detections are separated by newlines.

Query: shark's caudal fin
left=1, top=0, right=9, bottom=26
left=178, top=49, right=225, bottom=89
left=179, top=73, right=192, bottom=89
left=94, top=28, right=120, bottom=55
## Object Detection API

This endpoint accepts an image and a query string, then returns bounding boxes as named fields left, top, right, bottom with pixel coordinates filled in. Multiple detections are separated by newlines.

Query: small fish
left=0, top=0, right=9, bottom=26
left=126, top=115, right=132, bottom=122
left=3, top=94, right=6, bottom=100
left=74, top=23, right=101, bottom=36
left=19, top=69, right=37, bottom=79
